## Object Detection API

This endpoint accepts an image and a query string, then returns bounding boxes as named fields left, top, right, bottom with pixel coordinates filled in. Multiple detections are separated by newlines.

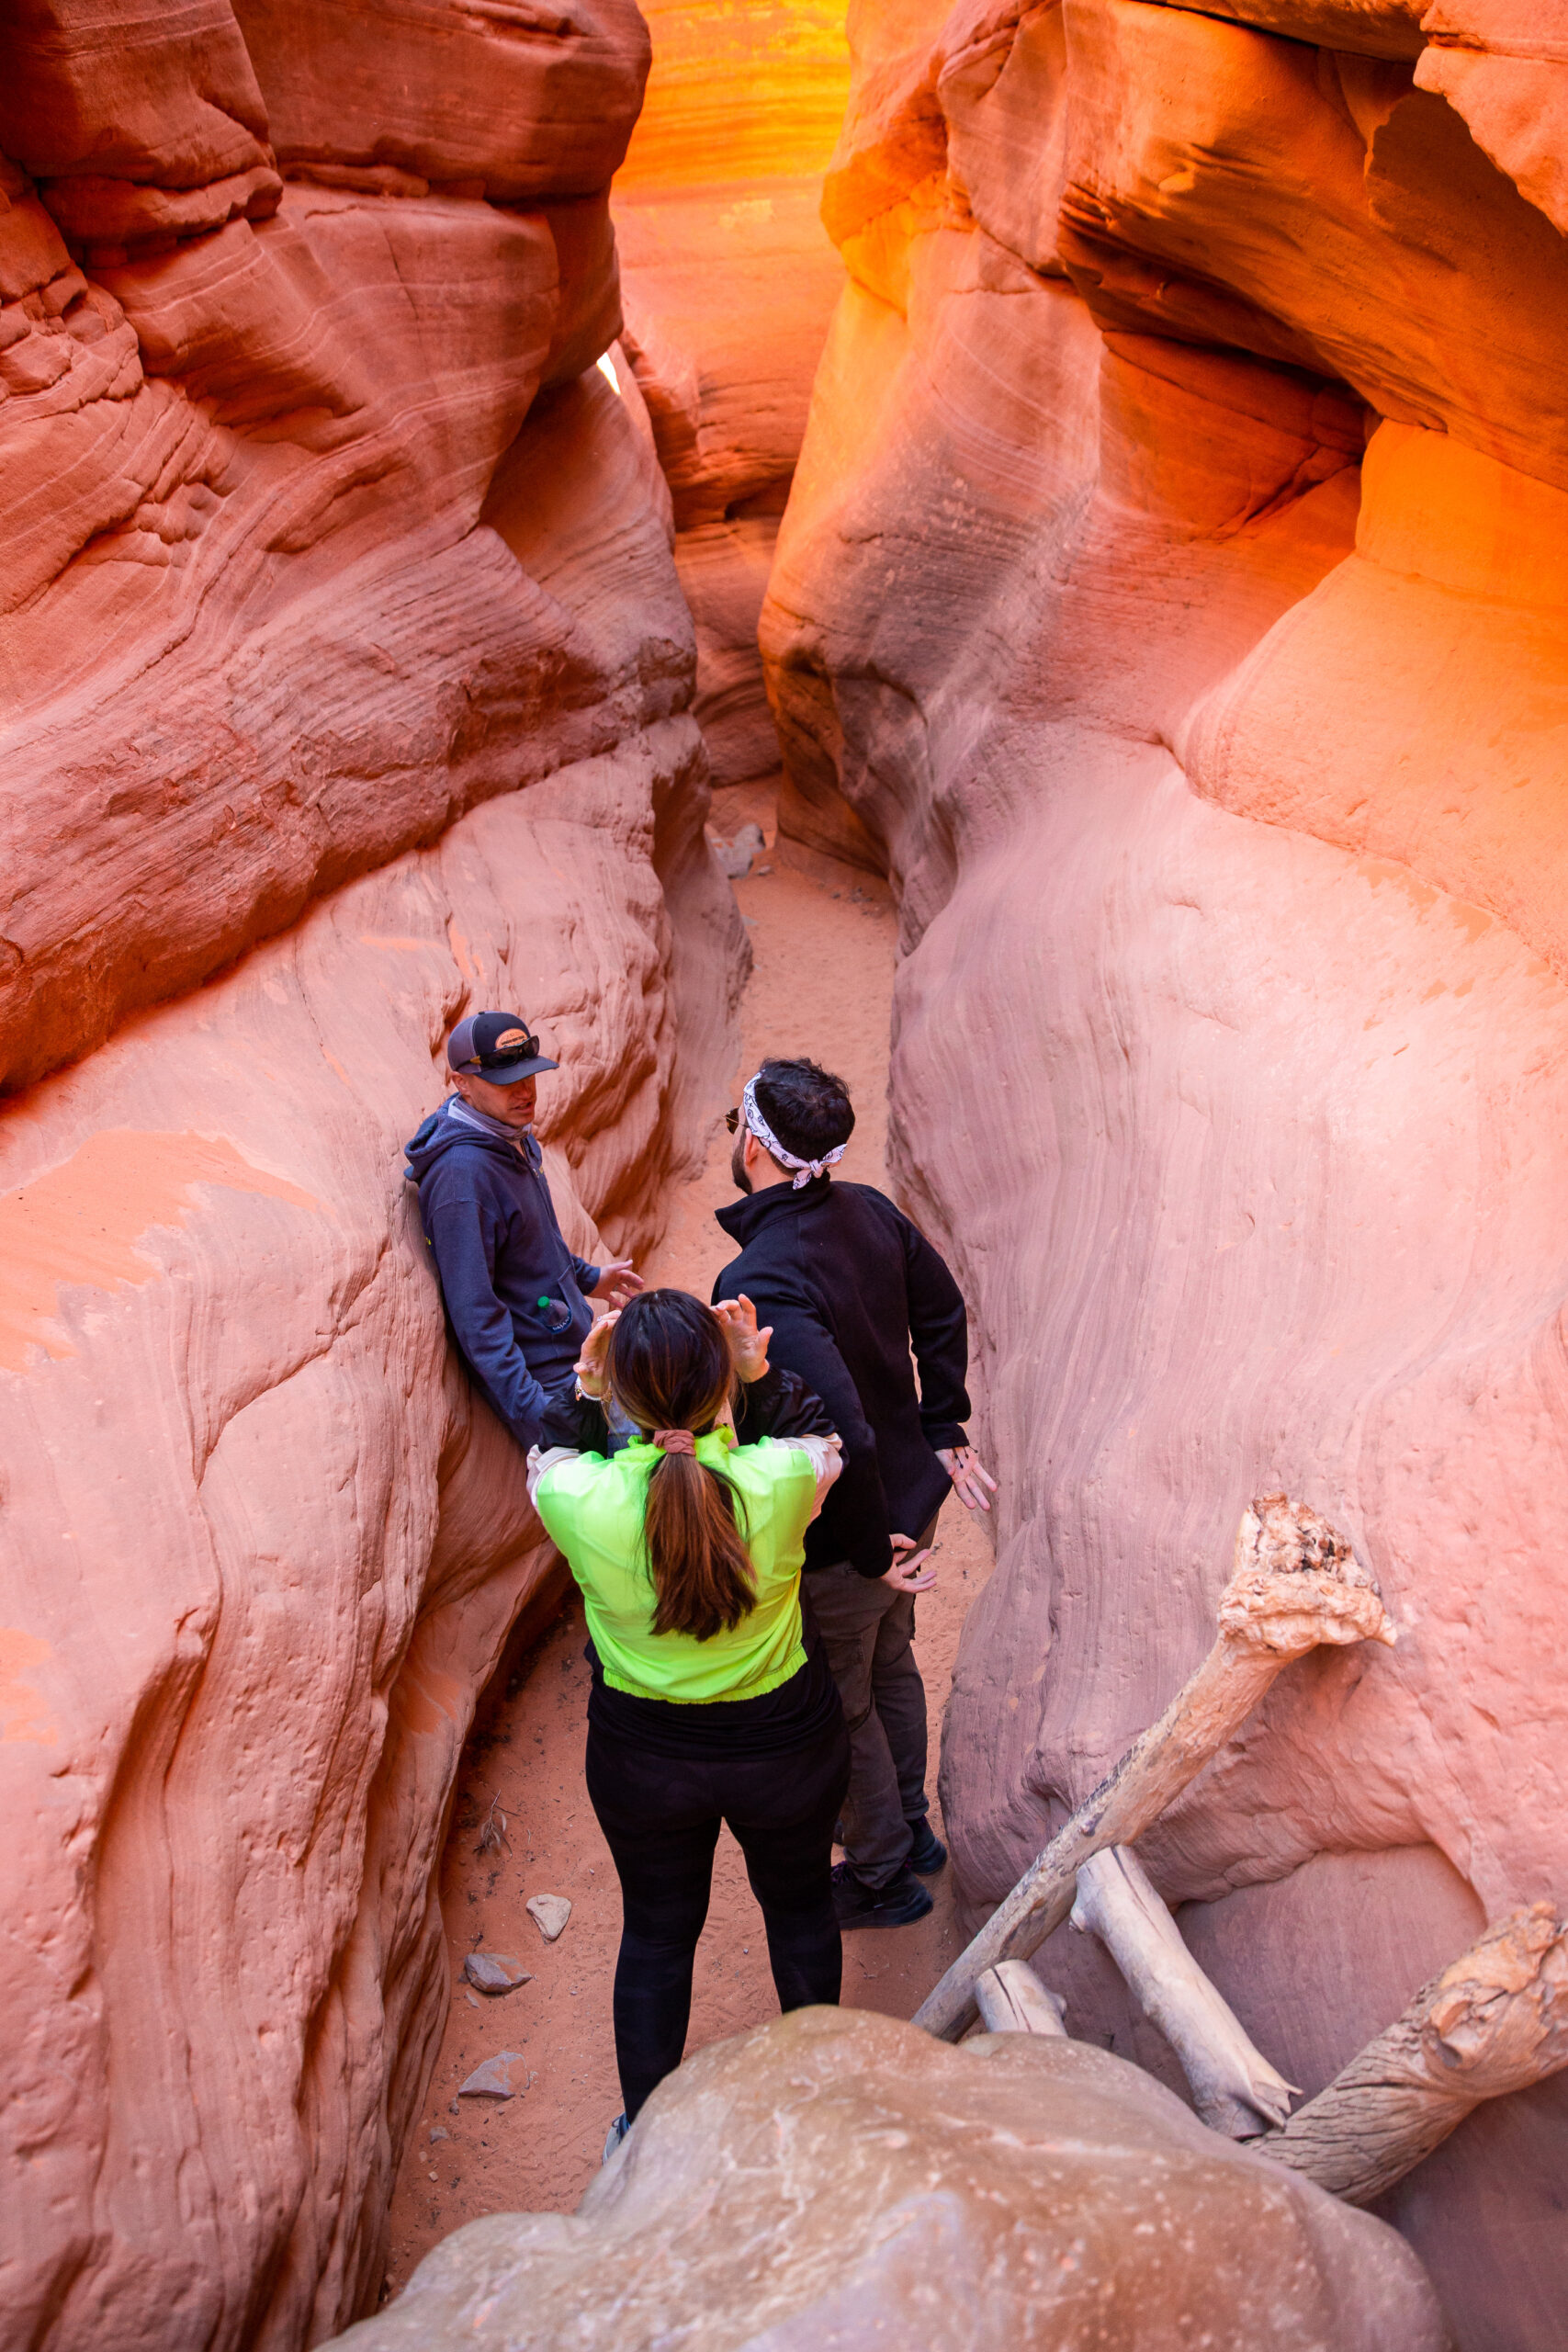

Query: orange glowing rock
left=763, top=2, right=1568, bottom=2344
left=612, top=0, right=853, bottom=787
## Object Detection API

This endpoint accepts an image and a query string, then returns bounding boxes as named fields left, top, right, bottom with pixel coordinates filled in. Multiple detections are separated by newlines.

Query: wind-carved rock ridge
left=0, top=0, right=666, bottom=1095
left=761, top=0, right=1568, bottom=2338
left=610, top=0, right=852, bottom=792
left=0, top=1, right=746, bottom=2345
left=0, top=712, right=741, bottom=2352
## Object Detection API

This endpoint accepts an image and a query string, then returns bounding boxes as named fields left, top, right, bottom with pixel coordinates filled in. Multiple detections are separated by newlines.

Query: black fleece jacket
left=712, top=1176, right=970, bottom=1577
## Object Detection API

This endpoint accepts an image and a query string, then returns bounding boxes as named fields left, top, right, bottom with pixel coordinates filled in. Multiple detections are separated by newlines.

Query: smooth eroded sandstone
left=0, top=0, right=663, bottom=1094
left=1, top=1, right=747, bottom=2343
left=762, top=0, right=1568, bottom=2340
left=1, top=713, right=739, bottom=2352
left=611, top=0, right=851, bottom=786
left=325, top=2007, right=1448, bottom=2351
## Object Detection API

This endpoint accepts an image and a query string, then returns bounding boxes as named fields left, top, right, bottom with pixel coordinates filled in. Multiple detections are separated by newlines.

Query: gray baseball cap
left=446, top=1011, right=558, bottom=1083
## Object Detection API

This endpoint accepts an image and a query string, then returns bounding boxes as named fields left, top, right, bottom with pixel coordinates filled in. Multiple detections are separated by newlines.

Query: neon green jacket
left=532, top=1429, right=820, bottom=1702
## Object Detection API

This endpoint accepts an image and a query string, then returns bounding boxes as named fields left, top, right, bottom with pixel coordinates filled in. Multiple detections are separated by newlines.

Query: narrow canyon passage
left=381, top=795, right=994, bottom=2289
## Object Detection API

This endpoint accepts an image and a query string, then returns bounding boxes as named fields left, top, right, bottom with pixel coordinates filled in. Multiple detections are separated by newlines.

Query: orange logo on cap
left=495, top=1028, right=530, bottom=1051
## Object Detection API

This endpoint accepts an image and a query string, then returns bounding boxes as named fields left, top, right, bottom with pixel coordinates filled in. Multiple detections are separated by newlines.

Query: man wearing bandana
left=405, top=1010, right=642, bottom=1454
left=713, top=1057, right=996, bottom=1928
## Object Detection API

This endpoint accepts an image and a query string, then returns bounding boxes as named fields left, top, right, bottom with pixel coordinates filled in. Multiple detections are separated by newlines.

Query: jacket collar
left=714, top=1172, right=831, bottom=1245
left=440, top=1096, right=542, bottom=1170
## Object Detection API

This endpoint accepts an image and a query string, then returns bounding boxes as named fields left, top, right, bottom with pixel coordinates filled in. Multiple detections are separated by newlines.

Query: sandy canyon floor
left=381, top=792, right=994, bottom=2288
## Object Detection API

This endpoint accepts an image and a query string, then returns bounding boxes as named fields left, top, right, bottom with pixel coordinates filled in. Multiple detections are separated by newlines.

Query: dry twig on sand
left=475, top=1793, right=513, bottom=1860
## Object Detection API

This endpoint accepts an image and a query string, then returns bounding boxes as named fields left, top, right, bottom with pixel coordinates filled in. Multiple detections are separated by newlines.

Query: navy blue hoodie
left=404, top=1099, right=600, bottom=1453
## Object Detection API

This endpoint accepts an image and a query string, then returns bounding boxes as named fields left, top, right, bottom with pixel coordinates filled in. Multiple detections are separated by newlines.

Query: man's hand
left=937, top=1443, right=997, bottom=1513
left=882, top=1533, right=937, bottom=1593
left=574, top=1311, right=619, bottom=1399
left=590, top=1260, right=643, bottom=1309
left=714, top=1292, right=773, bottom=1383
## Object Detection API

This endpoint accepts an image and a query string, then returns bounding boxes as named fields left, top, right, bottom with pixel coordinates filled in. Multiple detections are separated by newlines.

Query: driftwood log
left=1259, top=1904, right=1568, bottom=2204
left=914, top=1497, right=1397, bottom=2042
left=1070, top=1845, right=1299, bottom=2134
left=974, top=1961, right=1068, bottom=2038
left=968, top=1904, right=1568, bottom=2210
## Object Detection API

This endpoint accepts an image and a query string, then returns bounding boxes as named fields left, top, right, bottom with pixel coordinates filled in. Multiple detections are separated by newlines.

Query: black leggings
left=585, top=1713, right=851, bottom=2120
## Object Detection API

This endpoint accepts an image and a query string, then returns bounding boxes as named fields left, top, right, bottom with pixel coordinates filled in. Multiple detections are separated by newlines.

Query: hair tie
left=651, top=1428, right=696, bottom=1454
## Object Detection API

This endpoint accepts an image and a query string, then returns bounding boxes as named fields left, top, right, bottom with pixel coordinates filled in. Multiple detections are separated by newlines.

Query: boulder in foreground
left=331, top=2007, right=1449, bottom=2351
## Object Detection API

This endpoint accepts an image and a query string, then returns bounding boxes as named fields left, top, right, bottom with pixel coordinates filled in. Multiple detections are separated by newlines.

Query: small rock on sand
left=526, top=1893, right=572, bottom=1941
left=457, top=2052, right=527, bottom=2100
left=464, top=1951, right=533, bottom=1995
left=712, top=822, right=765, bottom=878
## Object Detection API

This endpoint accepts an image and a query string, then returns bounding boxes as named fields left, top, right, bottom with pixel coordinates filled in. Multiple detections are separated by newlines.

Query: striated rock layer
left=3, top=709, right=736, bottom=2347
left=763, top=0, right=1568, bottom=2342
left=0, top=0, right=662, bottom=1093
left=612, top=0, right=851, bottom=787
left=326, top=2007, right=1448, bottom=2352
left=0, top=1, right=744, bottom=2346
left=0, top=712, right=739, bottom=2350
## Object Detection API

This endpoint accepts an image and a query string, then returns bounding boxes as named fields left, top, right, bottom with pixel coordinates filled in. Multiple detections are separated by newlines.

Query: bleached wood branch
left=914, top=1496, right=1397, bottom=2042
left=974, top=1961, right=1068, bottom=2038
left=1258, top=1904, right=1568, bottom=2204
left=1070, top=1846, right=1298, bottom=2134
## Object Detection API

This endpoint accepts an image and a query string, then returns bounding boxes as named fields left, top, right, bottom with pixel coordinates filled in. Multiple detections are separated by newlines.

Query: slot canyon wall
left=0, top=2, right=743, bottom=2346
left=612, top=0, right=850, bottom=786
left=763, top=0, right=1568, bottom=2345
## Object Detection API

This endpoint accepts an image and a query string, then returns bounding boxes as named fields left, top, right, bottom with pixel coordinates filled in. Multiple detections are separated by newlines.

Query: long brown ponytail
left=607, top=1289, right=755, bottom=1641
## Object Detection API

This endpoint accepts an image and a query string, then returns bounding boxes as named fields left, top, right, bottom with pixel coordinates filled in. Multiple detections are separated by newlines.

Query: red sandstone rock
left=0, top=0, right=668, bottom=1095
left=0, top=713, right=739, bottom=2352
left=325, top=2007, right=1448, bottom=2350
left=0, top=1, right=745, bottom=2344
left=457, top=2054, right=528, bottom=2100
left=231, top=0, right=650, bottom=201
left=612, top=0, right=851, bottom=785
left=763, top=1, right=1568, bottom=2342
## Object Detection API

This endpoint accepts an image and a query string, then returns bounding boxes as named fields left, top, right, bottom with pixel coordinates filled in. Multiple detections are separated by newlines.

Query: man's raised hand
left=590, top=1259, right=643, bottom=1309
left=883, top=1533, right=937, bottom=1593
left=937, top=1443, right=997, bottom=1513
left=714, top=1293, right=773, bottom=1384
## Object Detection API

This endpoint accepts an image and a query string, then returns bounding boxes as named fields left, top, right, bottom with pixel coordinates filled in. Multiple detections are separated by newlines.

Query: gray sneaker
left=602, top=2111, right=630, bottom=2165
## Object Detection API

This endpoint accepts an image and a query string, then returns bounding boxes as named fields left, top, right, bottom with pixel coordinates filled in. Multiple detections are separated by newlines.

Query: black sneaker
left=906, top=1819, right=947, bottom=1876
left=831, top=1861, right=934, bottom=1929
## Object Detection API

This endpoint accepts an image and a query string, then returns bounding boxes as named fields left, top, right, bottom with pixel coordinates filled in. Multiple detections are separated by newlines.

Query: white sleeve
left=791, top=1431, right=843, bottom=1520
left=526, top=1442, right=579, bottom=1506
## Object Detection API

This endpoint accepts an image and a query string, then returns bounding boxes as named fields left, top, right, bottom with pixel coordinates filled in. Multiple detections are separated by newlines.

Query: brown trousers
left=805, top=1521, right=937, bottom=1887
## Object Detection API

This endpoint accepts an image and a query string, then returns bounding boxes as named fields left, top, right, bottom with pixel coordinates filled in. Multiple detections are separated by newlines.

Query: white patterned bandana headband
left=741, top=1075, right=846, bottom=1189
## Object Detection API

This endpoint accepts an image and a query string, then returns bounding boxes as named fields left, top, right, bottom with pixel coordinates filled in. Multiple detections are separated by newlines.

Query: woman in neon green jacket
left=528, top=1285, right=846, bottom=2151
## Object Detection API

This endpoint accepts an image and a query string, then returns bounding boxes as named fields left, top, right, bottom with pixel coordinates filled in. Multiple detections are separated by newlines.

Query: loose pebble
left=465, top=1951, right=533, bottom=1994
left=457, top=2052, right=527, bottom=2100
left=526, top=1894, right=572, bottom=1941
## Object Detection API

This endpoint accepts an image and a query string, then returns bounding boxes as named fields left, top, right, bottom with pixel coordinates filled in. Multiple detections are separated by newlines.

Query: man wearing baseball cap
left=405, top=1012, right=641, bottom=1453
